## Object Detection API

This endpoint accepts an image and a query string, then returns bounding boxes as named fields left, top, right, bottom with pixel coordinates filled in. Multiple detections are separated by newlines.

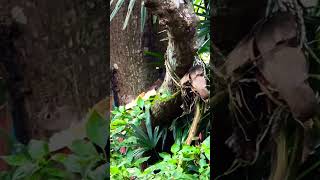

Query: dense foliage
left=0, top=111, right=108, bottom=180
left=110, top=92, right=210, bottom=179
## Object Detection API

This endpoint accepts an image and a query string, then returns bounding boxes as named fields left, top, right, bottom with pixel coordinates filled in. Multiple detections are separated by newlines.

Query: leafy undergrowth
left=110, top=92, right=210, bottom=180
left=0, top=110, right=108, bottom=180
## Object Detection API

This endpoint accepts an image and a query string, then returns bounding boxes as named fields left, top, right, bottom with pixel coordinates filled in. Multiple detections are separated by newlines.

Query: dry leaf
left=225, top=12, right=317, bottom=120
left=258, top=46, right=317, bottom=120
left=180, top=65, right=209, bottom=100
left=255, top=12, right=297, bottom=54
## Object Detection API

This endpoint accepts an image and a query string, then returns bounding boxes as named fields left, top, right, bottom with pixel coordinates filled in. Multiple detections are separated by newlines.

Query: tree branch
left=144, top=0, right=199, bottom=127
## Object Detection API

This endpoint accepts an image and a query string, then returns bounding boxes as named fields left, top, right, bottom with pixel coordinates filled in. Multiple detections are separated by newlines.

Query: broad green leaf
left=171, top=143, right=180, bottom=154
left=69, top=139, right=98, bottom=157
left=28, top=140, right=49, bottom=160
left=123, top=0, right=137, bottom=30
left=137, top=97, right=144, bottom=109
left=0, top=171, right=11, bottom=180
left=133, top=156, right=150, bottom=166
left=110, top=166, right=120, bottom=175
left=41, top=167, right=69, bottom=178
left=111, top=119, right=127, bottom=129
left=159, top=152, right=171, bottom=161
left=201, top=136, right=210, bottom=160
left=12, top=162, right=38, bottom=180
left=1, top=154, right=30, bottom=166
left=119, top=106, right=125, bottom=113
left=51, top=153, right=67, bottom=163
left=87, top=163, right=108, bottom=180
left=86, top=110, right=108, bottom=149
left=62, top=155, right=82, bottom=173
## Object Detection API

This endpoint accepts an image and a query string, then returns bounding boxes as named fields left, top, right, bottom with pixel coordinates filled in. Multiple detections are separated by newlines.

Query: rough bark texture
left=110, top=0, right=166, bottom=105
left=0, top=0, right=108, bottom=142
left=145, top=0, right=199, bottom=127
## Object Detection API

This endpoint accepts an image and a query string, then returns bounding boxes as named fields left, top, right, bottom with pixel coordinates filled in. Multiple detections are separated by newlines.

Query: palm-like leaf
left=110, top=0, right=125, bottom=22
left=132, top=107, right=164, bottom=153
left=122, top=0, right=137, bottom=30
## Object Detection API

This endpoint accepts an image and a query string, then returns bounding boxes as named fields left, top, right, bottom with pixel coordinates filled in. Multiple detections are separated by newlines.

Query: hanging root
left=186, top=100, right=201, bottom=145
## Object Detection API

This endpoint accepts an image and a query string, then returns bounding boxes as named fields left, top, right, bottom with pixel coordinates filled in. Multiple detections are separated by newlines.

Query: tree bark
left=0, top=0, right=108, bottom=141
left=145, top=0, right=199, bottom=127
left=110, top=0, right=166, bottom=105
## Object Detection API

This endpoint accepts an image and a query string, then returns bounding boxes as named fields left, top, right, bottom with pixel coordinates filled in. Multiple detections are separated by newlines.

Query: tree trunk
left=110, top=0, right=166, bottom=105
left=144, top=0, right=199, bottom=127
left=0, top=0, right=108, bottom=142
left=111, top=0, right=200, bottom=129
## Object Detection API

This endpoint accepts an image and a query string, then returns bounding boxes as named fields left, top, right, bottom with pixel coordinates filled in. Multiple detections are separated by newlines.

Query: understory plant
left=0, top=110, right=108, bottom=180
left=110, top=92, right=210, bottom=179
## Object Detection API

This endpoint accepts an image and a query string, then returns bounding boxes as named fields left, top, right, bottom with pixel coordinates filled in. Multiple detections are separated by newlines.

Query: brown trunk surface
left=0, top=0, right=108, bottom=141
left=110, top=0, right=166, bottom=105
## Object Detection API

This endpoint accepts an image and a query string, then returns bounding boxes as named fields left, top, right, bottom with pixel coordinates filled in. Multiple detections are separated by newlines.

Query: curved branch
left=145, top=0, right=199, bottom=127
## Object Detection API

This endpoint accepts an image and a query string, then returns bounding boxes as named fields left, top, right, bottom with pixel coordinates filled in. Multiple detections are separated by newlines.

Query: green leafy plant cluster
left=135, top=136, right=210, bottom=180
left=0, top=110, right=108, bottom=180
left=110, top=92, right=210, bottom=179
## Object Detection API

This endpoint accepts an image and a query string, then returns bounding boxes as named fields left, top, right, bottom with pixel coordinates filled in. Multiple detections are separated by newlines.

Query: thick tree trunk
left=110, top=0, right=166, bottom=105
left=0, top=0, right=108, bottom=142
left=111, top=0, right=200, bottom=129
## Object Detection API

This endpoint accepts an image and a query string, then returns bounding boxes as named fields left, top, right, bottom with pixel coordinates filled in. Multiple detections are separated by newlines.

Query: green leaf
left=197, top=38, right=210, bottom=54
left=132, top=148, right=146, bottom=159
left=141, top=1, right=147, bottom=32
left=111, top=119, right=127, bottom=129
left=61, top=155, right=82, bottom=173
left=133, top=156, right=150, bottom=166
left=51, top=153, right=67, bottom=163
left=152, top=15, right=157, bottom=24
left=86, top=110, right=108, bottom=149
left=171, top=143, right=180, bottom=154
left=28, top=140, right=49, bottom=160
left=119, top=106, right=125, bottom=113
left=201, top=136, right=210, bottom=160
left=123, top=0, right=137, bottom=30
left=41, top=167, right=69, bottom=178
left=159, top=152, right=171, bottom=161
left=145, top=107, right=153, bottom=142
left=144, top=51, right=165, bottom=61
left=110, top=0, right=125, bottom=22
left=87, top=164, right=108, bottom=180
left=1, top=154, right=30, bottom=166
left=12, top=162, right=38, bottom=180
left=69, top=139, right=98, bottom=157
left=153, top=126, right=163, bottom=147
left=161, top=128, right=167, bottom=151
left=0, top=171, right=11, bottom=180
left=137, top=97, right=144, bottom=109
